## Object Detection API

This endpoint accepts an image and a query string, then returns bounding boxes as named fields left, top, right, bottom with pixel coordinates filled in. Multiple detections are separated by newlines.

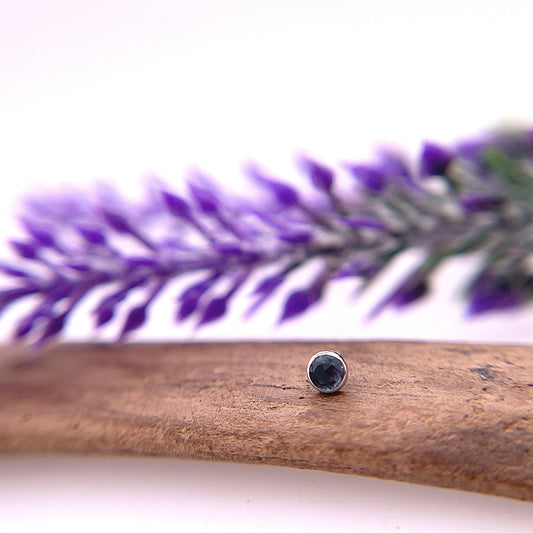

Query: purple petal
left=0, top=262, right=31, bottom=278
left=467, top=273, right=526, bottom=315
left=460, top=194, right=505, bottom=212
left=13, top=298, right=56, bottom=340
left=119, top=281, right=167, bottom=338
left=187, top=182, right=219, bottom=214
left=14, top=315, right=36, bottom=340
left=46, top=276, right=74, bottom=301
left=249, top=167, right=299, bottom=208
left=177, top=274, right=219, bottom=321
left=37, top=312, right=68, bottom=344
left=211, top=243, right=259, bottom=262
left=95, top=295, right=123, bottom=328
left=345, top=164, right=387, bottom=192
left=393, top=280, right=428, bottom=307
left=280, top=276, right=325, bottom=322
left=17, top=283, right=75, bottom=340
left=21, top=219, right=56, bottom=248
left=100, top=208, right=154, bottom=250
left=0, top=287, right=39, bottom=314
left=420, top=142, right=454, bottom=176
left=280, top=290, right=313, bottom=321
left=10, top=240, right=39, bottom=260
left=197, top=270, right=249, bottom=326
left=468, top=288, right=521, bottom=315
left=119, top=305, right=147, bottom=338
left=377, top=149, right=418, bottom=188
left=95, top=304, right=114, bottom=328
left=197, top=296, right=227, bottom=325
left=213, top=243, right=242, bottom=256
left=341, top=217, right=387, bottom=231
left=92, top=271, right=113, bottom=284
left=253, top=272, right=286, bottom=296
left=377, top=149, right=411, bottom=178
left=100, top=208, right=132, bottom=234
left=246, top=271, right=287, bottom=317
left=161, top=190, right=192, bottom=220
left=94, top=278, right=147, bottom=328
left=278, top=231, right=312, bottom=244
left=64, top=262, right=91, bottom=272
left=369, top=270, right=429, bottom=318
left=124, top=257, right=159, bottom=271
left=299, top=157, right=334, bottom=192
left=77, top=225, right=107, bottom=246
left=177, top=295, right=201, bottom=321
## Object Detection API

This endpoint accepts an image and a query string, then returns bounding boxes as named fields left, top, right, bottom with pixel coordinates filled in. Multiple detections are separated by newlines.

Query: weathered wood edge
left=0, top=341, right=531, bottom=501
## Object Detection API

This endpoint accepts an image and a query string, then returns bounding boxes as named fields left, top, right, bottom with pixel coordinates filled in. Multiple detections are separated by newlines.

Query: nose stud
left=307, top=350, right=348, bottom=394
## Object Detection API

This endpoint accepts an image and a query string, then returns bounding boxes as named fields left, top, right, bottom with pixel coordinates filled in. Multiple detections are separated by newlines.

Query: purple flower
left=248, top=165, right=300, bottom=208
left=20, top=218, right=57, bottom=249
left=345, top=148, right=419, bottom=191
left=177, top=272, right=220, bottom=321
left=280, top=271, right=328, bottom=322
left=197, top=270, right=249, bottom=327
left=369, top=269, right=430, bottom=319
left=187, top=181, right=219, bottom=215
left=161, top=191, right=193, bottom=221
left=76, top=225, right=107, bottom=246
left=345, top=164, right=388, bottom=192
left=0, top=127, right=532, bottom=346
left=376, top=148, right=413, bottom=183
left=298, top=156, right=334, bottom=192
left=460, top=194, right=505, bottom=212
left=467, top=272, right=530, bottom=315
left=420, top=142, right=454, bottom=177
left=10, top=241, right=40, bottom=260
left=246, top=269, right=290, bottom=318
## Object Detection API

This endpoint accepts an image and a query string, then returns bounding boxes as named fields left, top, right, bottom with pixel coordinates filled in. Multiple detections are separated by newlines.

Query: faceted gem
left=307, top=351, right=347, bottom=393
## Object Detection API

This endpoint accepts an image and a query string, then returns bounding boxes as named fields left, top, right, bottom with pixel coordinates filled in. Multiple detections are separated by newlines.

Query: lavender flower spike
left=2, top=127, right=533, bottom=345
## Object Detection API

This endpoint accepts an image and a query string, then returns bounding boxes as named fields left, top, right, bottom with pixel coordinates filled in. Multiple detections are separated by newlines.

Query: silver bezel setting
left=307, top=350, right=348, bottom=394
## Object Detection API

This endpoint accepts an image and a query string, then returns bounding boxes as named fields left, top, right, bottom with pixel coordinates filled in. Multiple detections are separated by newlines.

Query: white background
left=0, top=1, right=532, bottom=531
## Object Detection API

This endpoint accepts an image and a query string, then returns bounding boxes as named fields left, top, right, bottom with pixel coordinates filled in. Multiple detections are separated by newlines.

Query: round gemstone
left=307, top=352, right=347, bottom=393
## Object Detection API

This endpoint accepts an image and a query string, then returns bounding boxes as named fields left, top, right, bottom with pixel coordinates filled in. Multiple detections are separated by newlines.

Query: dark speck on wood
left=470, top=365, right=496, bottom=381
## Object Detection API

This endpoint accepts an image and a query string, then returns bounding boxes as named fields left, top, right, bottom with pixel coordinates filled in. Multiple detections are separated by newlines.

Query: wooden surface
left=0, top=341, right=532, bottom=501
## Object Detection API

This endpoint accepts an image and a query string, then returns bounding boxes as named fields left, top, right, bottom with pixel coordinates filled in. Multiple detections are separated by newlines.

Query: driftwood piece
left=0, top=341, right=531, bottom=501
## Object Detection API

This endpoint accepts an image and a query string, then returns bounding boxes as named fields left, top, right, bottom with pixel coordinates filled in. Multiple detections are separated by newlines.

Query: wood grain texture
left=0, top=342, right=531, bottom=501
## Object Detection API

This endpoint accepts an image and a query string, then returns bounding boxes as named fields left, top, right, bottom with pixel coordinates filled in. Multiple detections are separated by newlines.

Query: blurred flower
left=1, top=127, right=533, bottom=345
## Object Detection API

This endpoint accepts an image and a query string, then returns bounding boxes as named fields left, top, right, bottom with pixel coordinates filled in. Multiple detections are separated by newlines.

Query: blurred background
left=1, top=1, right=532, bottom=531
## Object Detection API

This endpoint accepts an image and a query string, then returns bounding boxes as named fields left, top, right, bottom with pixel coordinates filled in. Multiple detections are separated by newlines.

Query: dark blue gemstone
left=308, top=353, right=346, bottom=393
